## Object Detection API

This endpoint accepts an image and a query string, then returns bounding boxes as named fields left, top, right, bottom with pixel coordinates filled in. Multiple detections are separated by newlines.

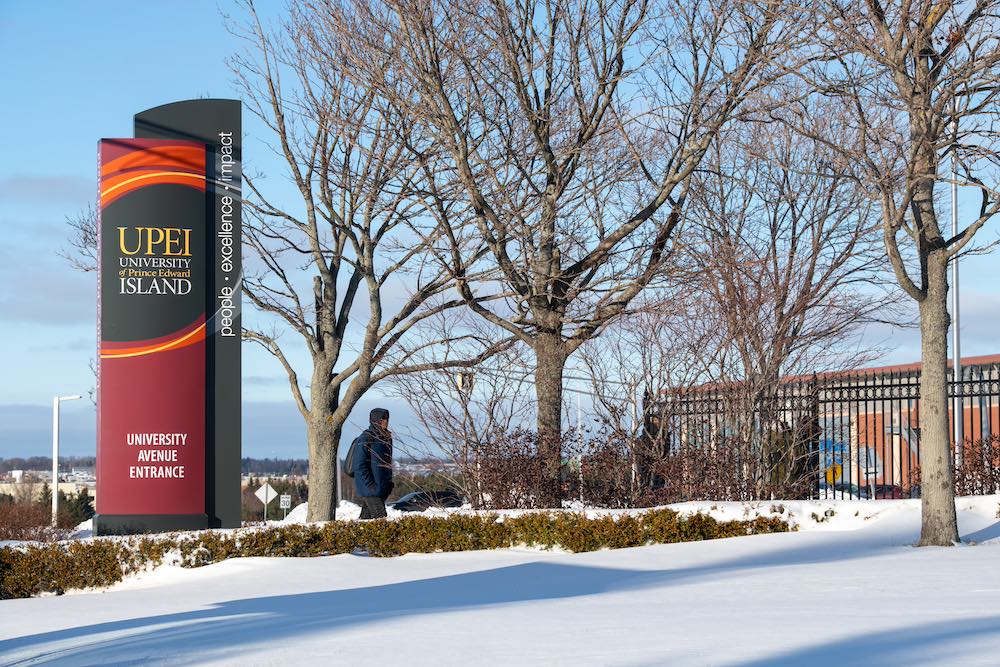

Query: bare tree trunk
left=534, top=334, right=567, bottom=506
left=305, top=371, right=341, bottom=521
left=911, top=100, right=960, bottom=545
left=306, top=415, right=339, bottom=522
left=918, top=252, right=960, bottom=545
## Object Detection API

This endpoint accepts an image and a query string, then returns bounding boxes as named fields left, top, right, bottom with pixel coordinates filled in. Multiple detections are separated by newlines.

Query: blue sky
left=0, top=0, right=414, bottom=459
left=0, top=1, right=997, bottom=460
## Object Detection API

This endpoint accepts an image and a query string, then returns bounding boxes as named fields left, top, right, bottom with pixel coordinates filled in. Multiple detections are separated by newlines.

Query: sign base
left=94, top=513, right=208, bottom=536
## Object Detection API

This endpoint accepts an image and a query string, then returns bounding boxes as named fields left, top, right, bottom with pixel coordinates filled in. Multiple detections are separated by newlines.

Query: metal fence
left=650, top=362, right=1000, bottom=500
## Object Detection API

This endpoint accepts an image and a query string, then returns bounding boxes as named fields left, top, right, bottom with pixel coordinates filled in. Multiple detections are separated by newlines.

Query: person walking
left=352, top=408, right=394, bottom=519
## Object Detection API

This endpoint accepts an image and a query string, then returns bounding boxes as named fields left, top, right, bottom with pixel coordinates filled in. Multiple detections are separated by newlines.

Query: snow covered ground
left=3, top=497, right=1000, bottom=666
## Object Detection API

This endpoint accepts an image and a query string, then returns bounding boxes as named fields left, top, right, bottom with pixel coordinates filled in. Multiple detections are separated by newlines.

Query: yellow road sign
left=826, top=464, right=842, bottom=485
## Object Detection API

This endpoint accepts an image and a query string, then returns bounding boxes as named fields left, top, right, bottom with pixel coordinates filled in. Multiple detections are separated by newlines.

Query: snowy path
left=3, top=498, right=1000, bottom=666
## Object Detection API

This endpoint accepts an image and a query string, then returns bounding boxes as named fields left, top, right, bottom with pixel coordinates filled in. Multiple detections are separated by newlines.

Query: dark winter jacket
left=352, top=408, right=394, bottom=499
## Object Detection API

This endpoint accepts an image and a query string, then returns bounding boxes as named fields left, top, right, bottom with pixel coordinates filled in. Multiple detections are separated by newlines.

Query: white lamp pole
left=952, top=110, right=963, bottom=467
left=52, top=395, right=82, bottom=527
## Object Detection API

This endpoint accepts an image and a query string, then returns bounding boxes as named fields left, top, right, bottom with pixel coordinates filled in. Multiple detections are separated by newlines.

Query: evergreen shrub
left=0, top=509, right=789, bottom=599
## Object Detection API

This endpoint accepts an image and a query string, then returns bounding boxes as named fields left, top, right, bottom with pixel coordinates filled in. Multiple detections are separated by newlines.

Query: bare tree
left=573, top=288, right=722, bottom=500
left=59, top=205, right=99, bottom=273
left=795, top=0, right=1000, bottom=545
left=345, top=0, right=803, bottom=501
left=577, top=289, right=721, bottom=430
left=686, top=116, right=893, bottom=488
left=390, top=313, right=534, bottom=506
left=60, top=206, right=100, bottom=405
left=230, top=3, right=505, bottom=521
left=11, top=478, right=41, bottom=505
left=689, top=119, right=892, bottom=389
left=574, top=113, right=892, bottom=499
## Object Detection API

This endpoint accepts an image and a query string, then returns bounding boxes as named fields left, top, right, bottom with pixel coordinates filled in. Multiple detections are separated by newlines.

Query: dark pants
left=358, top=496, right=387, bottom=520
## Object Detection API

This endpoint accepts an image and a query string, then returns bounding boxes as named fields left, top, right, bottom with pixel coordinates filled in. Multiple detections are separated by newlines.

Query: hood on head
left=369, top=408, right=389, bottom=428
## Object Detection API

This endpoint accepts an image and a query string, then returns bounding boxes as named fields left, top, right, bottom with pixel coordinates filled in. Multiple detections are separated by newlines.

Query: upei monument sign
left=95, top=99, right=241, bottom=534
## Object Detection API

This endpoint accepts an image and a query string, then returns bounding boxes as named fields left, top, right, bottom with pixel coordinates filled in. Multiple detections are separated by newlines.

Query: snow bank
left=278, top=500, right=362, bottom=524
left=72, top=518, right=93, bottom=539
left=277, top=501, right=309, bottom=524
left=5, top=495, right=1000, bottom=666
left=11, top=496, right=1000, bottom=543
left=269, top=495, right=994, bottom=537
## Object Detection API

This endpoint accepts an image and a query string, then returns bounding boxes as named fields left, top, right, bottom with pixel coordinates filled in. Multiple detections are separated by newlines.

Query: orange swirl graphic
left=100, top=170, right=205, bottom=207
left=100, top=322, right=206, bottom=359
left=100, top=144, right=206, bottom=207
left=101, top=145, right=204, bottom=176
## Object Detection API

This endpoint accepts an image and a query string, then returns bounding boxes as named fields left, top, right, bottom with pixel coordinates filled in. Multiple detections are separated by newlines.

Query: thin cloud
left=0, top=241, right=94, bottom=324
left=0, top=175, right=93, bottom=204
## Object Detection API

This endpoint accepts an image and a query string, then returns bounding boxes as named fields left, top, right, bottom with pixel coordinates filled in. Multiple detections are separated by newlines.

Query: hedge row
left=0, top=509, right=789, bottom=599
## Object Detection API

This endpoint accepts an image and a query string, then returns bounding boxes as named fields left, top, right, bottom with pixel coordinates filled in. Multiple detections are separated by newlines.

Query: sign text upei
left=117, top=225, right=195, bottom=295
left=119, top=227, right=192, bottom=256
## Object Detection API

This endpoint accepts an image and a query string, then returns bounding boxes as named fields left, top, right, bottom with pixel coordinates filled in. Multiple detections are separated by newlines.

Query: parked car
left=909, top=485, right=921, bottom=499
left=389, top=489, right=465, bottom=512
left=818, top=483, right=869, bottom=500
left=872, top=484, right=905, bottom=499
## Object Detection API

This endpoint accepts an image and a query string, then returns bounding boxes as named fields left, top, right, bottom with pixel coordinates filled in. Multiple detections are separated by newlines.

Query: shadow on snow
left=0, top=522, right=979, bottom=665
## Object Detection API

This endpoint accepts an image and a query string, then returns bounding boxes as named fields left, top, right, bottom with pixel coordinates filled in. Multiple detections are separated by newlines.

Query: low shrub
left=0, top=541, right=128, bottom=598
left=955, top=436, right=1000, bottom=496
left=0, top=502, right=75, bottom=542
left=474, top=431, right=555, bottom=509
left=0, top=509, right=789, bottom=599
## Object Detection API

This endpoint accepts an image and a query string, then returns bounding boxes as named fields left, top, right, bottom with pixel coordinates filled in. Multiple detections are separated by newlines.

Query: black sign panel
left=134, top=99, right=242, bottom=529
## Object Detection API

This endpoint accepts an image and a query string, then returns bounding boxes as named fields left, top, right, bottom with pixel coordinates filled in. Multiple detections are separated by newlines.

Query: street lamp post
left=951, top=115, right=963, bottom=467
left=52, top=395, right=82, bottom=527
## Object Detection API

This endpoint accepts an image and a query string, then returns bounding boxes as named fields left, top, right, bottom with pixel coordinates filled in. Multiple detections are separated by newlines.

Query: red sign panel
left=97, top=139, right=207, bottom=516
